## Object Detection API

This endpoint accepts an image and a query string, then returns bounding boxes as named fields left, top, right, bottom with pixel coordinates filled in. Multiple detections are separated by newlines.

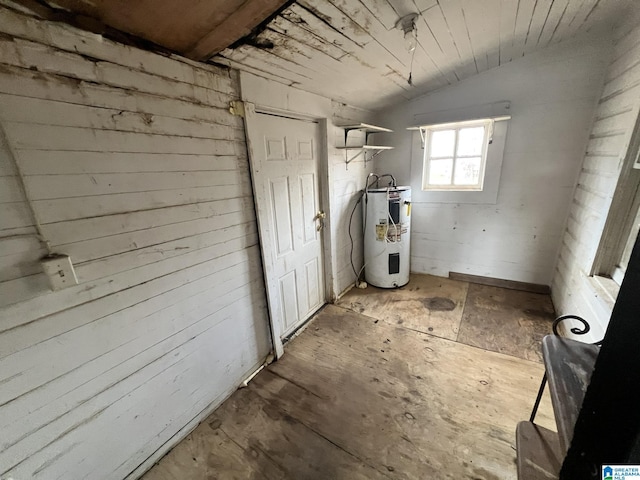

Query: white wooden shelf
left=335, top=123, right=393, bottom=167
left=335, top=123, right=393, bottom=134
left=336, top=145, right=394, bottom=150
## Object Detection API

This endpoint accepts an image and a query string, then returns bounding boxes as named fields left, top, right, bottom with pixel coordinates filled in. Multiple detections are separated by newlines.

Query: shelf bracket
left=368, top=149, right=386, bottom=162
left=345, top=149, right=365, bottom=165
left=336, top=123, right=394, bottom=170
left=343, top=127, right=352, bottom=146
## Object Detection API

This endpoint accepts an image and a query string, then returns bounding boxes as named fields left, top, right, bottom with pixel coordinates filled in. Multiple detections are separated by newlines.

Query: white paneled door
left=246, top=108, right=325, bottom=356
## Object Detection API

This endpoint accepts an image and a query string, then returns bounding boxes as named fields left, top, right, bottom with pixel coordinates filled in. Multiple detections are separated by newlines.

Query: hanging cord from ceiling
left=395, top=13, right=419, bottom=86
left=408, top=43, right=417, bottom=86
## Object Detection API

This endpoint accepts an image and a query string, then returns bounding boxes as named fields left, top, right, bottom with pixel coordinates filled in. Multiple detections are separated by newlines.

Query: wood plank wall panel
left=330, top=102, right=377, bottom=297
left=375, top=34, right=609, bottom=288
left=0, top=6, right=271, bottom=480
left=551, top=13, right=640, bottom=343
left=213, top=0, right=630, bottom=110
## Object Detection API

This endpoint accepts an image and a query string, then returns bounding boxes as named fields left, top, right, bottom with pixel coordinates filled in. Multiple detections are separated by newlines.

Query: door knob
left=314, top=211, right=325, bottom=231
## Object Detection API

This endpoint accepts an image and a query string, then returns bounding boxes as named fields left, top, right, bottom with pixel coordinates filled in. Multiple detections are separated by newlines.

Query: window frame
left=592, top=110, right=640, bottom=289
left=421, top=118, right=492, bottom=192
left=596, top=170, right=640, bottom=287
left=611, top=197, right=640, bottom=285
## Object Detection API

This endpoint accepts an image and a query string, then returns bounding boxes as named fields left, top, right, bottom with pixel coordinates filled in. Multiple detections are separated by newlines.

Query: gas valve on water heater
left=363, top=179, right=411, bottom=288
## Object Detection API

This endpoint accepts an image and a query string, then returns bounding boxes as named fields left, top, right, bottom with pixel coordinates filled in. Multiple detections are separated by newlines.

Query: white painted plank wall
left=374, top=33, right=611, bottom=286
left=330, top=102, right=377, bottom=297
left=0, top=6, right=270, bottom=480
left=551, top=10, right=640, bottom=342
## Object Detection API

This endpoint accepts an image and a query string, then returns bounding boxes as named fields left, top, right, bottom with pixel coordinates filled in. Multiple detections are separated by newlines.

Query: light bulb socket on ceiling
left=395, top=13, right=419, bottom=53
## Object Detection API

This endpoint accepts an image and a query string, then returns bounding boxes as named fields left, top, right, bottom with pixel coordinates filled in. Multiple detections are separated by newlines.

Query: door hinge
left=229, top=101, right=245, bottom=118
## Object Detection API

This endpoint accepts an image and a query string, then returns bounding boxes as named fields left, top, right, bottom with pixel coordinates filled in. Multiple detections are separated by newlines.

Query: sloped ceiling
left=214, top=0, right=635, bottom=109
left=14, top=0, right=636, bottom=110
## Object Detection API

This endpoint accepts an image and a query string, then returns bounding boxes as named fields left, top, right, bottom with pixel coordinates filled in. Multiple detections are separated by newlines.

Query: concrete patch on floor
left=337, top=273, right=469, bottom=340
left=456, top=283, right=556, bottom=363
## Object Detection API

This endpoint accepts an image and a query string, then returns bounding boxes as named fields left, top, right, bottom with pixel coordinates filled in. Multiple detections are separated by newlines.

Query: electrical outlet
left=41, top=254, right=78, bottom=291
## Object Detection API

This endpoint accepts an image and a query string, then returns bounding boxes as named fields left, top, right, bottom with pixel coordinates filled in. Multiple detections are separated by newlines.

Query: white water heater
left=363, top=186, right=411, bottom=288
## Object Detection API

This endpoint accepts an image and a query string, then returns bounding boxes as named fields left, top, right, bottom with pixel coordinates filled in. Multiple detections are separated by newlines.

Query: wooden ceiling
left=25, top=0, right=290, bottom=60
left=214, top=0, right=636, bottom=108
left=20, top=0, right=636, bottom=110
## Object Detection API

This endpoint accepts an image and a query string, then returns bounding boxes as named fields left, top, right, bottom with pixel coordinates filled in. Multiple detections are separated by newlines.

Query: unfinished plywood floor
left=144, top=275, right=557, bottom=480
left=339, top=274, right=555, bottom=362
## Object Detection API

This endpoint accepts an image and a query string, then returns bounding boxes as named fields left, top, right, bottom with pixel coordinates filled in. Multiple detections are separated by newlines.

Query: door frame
left=242, top=102, right=333, bottom=358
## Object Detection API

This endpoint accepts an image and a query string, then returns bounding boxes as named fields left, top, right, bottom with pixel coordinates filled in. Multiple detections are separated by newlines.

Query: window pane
left=454, top=157, right=481, bottom=185
left=430, top=129, right=455, bottom=157
left=429, top=158, right=453, bottom=185
left=457, top=126, right=485, bottom=156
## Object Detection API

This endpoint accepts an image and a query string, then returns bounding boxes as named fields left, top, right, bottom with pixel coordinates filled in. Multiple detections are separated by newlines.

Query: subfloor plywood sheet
left=457, top=284, right=556, bottom=363
left=144, top=304, right=556, bottom=480
left=337, top=274, right=468, bottom=341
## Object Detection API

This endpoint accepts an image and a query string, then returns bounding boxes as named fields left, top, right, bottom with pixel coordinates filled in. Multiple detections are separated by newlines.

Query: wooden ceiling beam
left=185, top=0, right=291, bottom=60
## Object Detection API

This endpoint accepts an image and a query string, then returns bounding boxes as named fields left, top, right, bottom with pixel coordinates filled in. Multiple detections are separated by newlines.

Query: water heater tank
left=363, top=186, right=411, bottom=288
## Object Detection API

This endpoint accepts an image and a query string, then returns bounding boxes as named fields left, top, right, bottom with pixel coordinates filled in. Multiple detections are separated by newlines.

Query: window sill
left=589, top=275, right=618, bottom=312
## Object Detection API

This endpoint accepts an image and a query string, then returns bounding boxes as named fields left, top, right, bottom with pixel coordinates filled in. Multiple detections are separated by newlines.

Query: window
left=593, top=112, right=640, bottom=291
left=602, top=175, right=640, bottom=287
left=612, top=208, right=640, bottom=285
left=421, top=119, right=492, bottom=191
